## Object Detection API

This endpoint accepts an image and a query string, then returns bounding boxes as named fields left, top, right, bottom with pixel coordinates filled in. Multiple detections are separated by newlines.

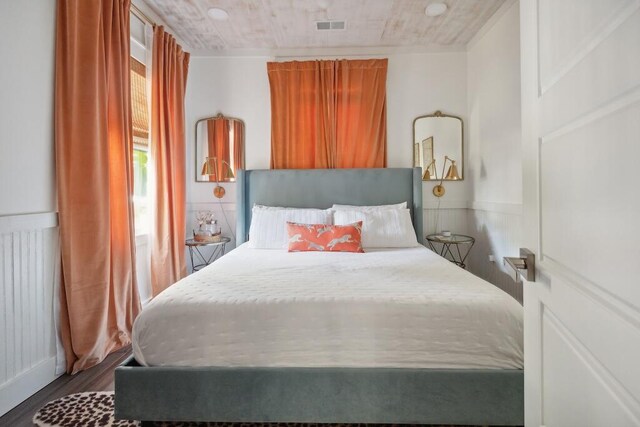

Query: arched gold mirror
left=195, top=113, right=245, bottom=183
left=413, top=111, right=463, bottom=182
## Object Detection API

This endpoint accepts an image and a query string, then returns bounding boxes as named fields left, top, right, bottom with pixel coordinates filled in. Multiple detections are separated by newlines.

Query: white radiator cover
left=0, top=212, right=60, bottom=416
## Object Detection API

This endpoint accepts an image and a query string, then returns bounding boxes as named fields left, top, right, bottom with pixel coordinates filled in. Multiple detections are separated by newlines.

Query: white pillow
left=333, top=208, right=418, bottom=248
left=249, top=206, right=333, bottom=249
left=332, top=202, right=407, bottom=211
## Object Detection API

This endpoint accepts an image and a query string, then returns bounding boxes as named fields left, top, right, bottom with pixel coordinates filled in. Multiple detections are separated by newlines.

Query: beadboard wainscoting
left=466, top=204, right=523, bottom=303
left=0, top=212, right=61, bottom=416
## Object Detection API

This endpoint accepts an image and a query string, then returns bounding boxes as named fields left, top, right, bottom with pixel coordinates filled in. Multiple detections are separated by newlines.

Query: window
left=131, top=57, right=150, bottom=234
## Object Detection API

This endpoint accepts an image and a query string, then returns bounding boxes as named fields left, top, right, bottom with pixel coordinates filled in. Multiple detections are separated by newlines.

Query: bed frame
left=115, top=168, right=523, bottom=426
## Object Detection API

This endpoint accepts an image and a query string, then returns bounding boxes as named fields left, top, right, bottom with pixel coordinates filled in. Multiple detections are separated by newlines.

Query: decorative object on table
left=185, top=237, right=230, bottom=272
left=33, top=390, right=466, bottom=427
left=193, top=211, right=221, bottom=242
left=413, top=110, right=463, bottom=182
left=426, top=233, right=475, bottom=269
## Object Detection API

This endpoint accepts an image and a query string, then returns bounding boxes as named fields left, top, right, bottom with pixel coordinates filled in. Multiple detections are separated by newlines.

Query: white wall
left=465, top=0, right=523, bottom=301
left=0, top=2, right=160, bottom=414
left=386, top=53, right=469, bottom=207
left=0, top=0, right=61, bottom=416
left=0, top=0, right=56, bottom=216
left=467, top=1, right=522, bottom=205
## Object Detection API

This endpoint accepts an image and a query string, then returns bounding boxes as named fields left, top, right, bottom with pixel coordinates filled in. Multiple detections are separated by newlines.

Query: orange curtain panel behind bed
left=268, top=59, right=387, bottom=169
left=55, top=0, right=141, bottom=374
left=150, top=26, right=190, bottom=296
left=268, top=60, right=336, bottom=169
left=335, top=59, right=387, bottom=168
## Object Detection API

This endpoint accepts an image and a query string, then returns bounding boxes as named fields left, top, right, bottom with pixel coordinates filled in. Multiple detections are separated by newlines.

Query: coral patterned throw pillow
left=286, top=222, right=364, bottom=253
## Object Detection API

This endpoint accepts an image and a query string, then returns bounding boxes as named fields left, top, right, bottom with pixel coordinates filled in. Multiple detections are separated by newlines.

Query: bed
left=115, top=168, right=524, bottom=426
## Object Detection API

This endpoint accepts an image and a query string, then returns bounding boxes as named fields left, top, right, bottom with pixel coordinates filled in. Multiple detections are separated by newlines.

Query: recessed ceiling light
left=425, top=3, right=447, bottom=17
left=207, top=7, right=229, bottom=21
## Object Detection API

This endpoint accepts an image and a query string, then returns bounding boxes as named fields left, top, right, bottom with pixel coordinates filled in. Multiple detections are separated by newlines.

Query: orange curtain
left=267, top=59, right=387, bottom=169
left=335, top=59, right=387, bottom=168
left=55, top=0, right=141, bottom=374
left=206, top=118, right=230, bottom=182
left=150, top=26, right=190, bottom=296
left=268, top=61, right=336, bottom=169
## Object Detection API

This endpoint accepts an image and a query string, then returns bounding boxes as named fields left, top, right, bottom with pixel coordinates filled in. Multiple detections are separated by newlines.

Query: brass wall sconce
left=201, top=157, right=235, bottom=198
left=431, top=156, right=460, bottom=197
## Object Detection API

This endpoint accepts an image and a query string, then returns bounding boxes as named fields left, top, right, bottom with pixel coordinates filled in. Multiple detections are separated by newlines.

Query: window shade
left=131, top=57, right=149, bottom=145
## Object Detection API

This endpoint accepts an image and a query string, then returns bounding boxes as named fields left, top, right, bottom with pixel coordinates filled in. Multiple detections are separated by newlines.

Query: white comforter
left=133, top=244, right=523, bottom=369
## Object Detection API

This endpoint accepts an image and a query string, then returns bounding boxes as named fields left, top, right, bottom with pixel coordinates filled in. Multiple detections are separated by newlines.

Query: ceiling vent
left=316, top=20, right=346, bottom=31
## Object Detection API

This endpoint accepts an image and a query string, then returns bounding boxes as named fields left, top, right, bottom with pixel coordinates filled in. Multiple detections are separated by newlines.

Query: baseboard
left=0, top=357, right=60, bottom=416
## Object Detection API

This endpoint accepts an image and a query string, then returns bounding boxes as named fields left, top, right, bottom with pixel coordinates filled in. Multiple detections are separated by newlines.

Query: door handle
left=504, top=248, right=535, bottom=282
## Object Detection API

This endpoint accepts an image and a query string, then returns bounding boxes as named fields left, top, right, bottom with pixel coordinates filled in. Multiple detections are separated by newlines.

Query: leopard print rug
left=33, top=391, right=475, bottom=427
left=33, top=392, right=137, bottom=427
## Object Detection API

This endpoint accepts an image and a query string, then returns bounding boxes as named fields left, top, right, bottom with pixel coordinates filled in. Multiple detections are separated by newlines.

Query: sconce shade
left=201, top=157, right=216, bottom=176
left=422, top=159, right=436, bottom=181
left=202, top=157, right=234, bottom=180
left=445, top=162, right=460, bottom=180
left=223, top=161, right=235, bottom=180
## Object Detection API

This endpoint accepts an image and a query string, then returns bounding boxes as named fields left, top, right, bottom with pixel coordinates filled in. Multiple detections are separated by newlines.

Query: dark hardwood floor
left=0, top=346, right=131, bottom=427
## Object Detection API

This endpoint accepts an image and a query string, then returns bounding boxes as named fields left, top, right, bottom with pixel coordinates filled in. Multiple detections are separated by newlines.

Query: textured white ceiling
left=142, top=0, right=506, bottom=53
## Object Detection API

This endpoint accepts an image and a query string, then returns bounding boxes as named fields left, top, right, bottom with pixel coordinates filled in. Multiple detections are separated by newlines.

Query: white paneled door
left=520, top=0, right=640, bottom=425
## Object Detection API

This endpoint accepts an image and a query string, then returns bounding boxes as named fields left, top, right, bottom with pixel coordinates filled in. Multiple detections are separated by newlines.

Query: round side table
left=185, top=237, right=230, bottom=273
left=426, top=233, right=475, bottom=269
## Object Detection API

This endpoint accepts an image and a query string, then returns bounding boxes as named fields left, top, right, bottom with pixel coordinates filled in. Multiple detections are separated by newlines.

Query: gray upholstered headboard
left=235, top=168, right=423, bottom=246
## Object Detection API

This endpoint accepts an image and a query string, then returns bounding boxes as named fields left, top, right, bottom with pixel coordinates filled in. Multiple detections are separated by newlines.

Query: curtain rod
left=131, top=3, right=156, bottom=27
